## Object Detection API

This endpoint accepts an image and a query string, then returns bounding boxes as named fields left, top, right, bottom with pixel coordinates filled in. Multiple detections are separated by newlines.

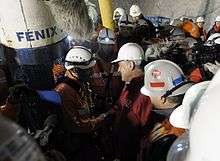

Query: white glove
left=204, top=61, right=220, bottom=74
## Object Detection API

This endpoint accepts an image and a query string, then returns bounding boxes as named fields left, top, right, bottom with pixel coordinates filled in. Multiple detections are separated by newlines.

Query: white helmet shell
left=113, top=7, right=126, bottom=21
left=129, top=5, right=142, bottom=17
left=184, top=70, right=220, bottom=161
left=65, top=46, right=96, bottom=70
left=206, top=33, right=220, bottom=45
left=196, top=16, right=205, bottom=23
left=215, top=15, right=220, bottom=22
left=141, top=60, right=192, bottom=97
left=97, top=28, right=116, bottom=45
left=111, top=43, right=144, bottom=63
left=169, top=81, right=210, bottom=129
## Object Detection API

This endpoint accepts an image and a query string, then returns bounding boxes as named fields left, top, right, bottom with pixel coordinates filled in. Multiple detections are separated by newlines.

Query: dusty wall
left=92, top=0, right=220, bottom=30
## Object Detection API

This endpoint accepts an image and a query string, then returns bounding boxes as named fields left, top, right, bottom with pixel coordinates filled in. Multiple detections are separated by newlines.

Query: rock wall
left=92, top=0, right=220, bottom=30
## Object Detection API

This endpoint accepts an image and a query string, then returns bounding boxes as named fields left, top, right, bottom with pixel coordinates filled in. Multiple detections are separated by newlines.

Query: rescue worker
left=207, top=15, right=220, bottom=38
left=91, top=28, right=123, bottom=115
left=167, top=70, right=220, bottom=161
left=54, top=46, right=111, bottom=160
left=111, top=43, right=152, bottom=161
left=117, top=14, right=135, bottom=47
left=199, top=33, right=220, bottom=79
left=140, top=60, right=193, bottom=161
left=195, top=16, right=207, bottom=41
left=129, top=5, right=156, bottom=40
left=205, top=32, right=220, bottom=46
left=178, top=19, right=200, bottom=40
left=0, top=115, right=46, bottom=161
left=54, top=46, right=105, bottom=133
left=113, top=7, right=126, bottom=32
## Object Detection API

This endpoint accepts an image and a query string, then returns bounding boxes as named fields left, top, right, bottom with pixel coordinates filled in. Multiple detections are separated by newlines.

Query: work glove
left=204, top=61, right=220, bottom=75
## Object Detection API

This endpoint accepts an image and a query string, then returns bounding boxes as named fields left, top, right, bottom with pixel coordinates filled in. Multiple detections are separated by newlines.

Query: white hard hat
left=113, top=7, right=126, bottom=20
left=129, top=5, right=142, bottom=17
left=111, top=43, right=144, bottom=63
left=64, top=46, right=96, bottom=70
left=0, top=115, right=46, bottom=161
left=215, top=15, right=220, bottom=22
left=141, top=60, right=193, bottom=97
left=169, top=81, right=210, bottom=129
left=167, top=70, right=220, bottom=161
left=97, top=28, right=116, bottom=45
left=206, top=33, right=220, bottom=45
left=185, top=70, right=220, bottom=161
left=118, top=14, right=135, bottom=29
left=196, top=16, right=205, bottom=23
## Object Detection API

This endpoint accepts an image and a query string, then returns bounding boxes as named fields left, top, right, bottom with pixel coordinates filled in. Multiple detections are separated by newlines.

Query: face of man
left=98, top=44, right=118, bottom=62
left=216, top=21, right=220, bottom=28
left=132, top=16, right=140, bottom=23
left=197, top=22, right=205, bottom=28
left=150, top=96, right=167, bottom=109
left=67, top=68, right=92, bottom=82
left=118, top=61, right=134, bottom=82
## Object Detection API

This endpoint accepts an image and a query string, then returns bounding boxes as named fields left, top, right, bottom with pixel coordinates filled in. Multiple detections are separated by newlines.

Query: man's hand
left=204, top=61, right=220, bottom=74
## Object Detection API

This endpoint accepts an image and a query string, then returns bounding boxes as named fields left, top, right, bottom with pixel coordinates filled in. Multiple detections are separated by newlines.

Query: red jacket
left=113, top=76, right=152, bottom=127
left=112, top=76, right=152, bottom=161
left=54, top=79, right=102, bottom=133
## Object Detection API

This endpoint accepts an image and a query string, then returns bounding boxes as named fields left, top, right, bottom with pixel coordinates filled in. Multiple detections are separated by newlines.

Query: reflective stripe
left=150, top=82, right=165, bottom=88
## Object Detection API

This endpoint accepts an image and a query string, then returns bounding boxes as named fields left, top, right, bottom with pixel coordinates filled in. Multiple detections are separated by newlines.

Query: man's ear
left=128, top=61, right=135, bottom=70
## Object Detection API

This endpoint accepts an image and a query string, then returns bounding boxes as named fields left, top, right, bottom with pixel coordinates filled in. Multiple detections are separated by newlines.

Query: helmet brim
left=140, top=86, right=151, bottom=96
left=65, top=60, right=96, bottom=70
left=171, top=82, right=194, bottom=97
left=169, top=104, right=189, bottom=129
left=111, top=58, right=121, bottom=63
left=98, top=39, right=116, bottom=45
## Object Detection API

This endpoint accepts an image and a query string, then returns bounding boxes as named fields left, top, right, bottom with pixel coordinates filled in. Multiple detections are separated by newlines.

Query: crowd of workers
left=1, top=3, right=220, bottom=161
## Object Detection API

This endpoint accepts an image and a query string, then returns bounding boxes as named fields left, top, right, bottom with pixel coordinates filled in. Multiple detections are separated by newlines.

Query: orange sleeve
left=188, top=68, right=202, bottom=83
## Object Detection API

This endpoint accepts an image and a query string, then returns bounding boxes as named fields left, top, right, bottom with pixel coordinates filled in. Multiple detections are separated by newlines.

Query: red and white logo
left=150, top=69, right=165, bottom=88
left=152, top=69, right=161, bottom=79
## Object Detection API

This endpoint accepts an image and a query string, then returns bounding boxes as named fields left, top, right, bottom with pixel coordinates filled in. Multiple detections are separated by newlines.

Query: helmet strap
left=161, top=81, right=193, bottom=100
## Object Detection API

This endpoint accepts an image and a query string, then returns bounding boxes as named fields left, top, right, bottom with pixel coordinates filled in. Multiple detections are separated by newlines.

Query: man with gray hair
left=111, top=43, right=152, bottom=161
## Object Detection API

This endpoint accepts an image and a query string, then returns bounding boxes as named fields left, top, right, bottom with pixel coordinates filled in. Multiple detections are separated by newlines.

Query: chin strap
left=161, top=81, right=194, bottom=102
